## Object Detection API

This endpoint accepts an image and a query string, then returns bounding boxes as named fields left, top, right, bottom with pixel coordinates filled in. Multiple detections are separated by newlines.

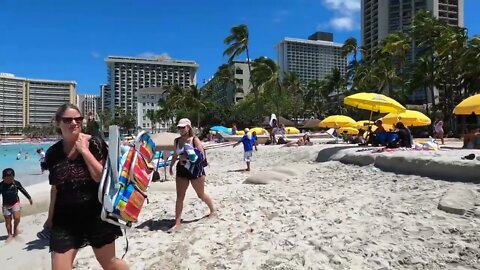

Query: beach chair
left=98, top=126, right=156, bottom=228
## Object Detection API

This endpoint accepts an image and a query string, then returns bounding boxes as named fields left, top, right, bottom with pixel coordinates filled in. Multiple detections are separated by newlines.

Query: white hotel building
left=103, top=56, right=198, bottom=116
left=136, top=87, right=171, bottom=132
left=0, top=73, right=76, bottom=129
left=276, top=32, right=347, bottom=83
left=77, top=94, right=101, bottom=120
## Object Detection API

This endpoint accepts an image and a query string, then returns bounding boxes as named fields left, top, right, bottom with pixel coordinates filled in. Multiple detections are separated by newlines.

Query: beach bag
left=182, top=149, right=205, bottom=178
left=98, top=127, right=156, bottom=228
left=175, top=137, right=208, bottom=168
left=194, top=137, right=208, bottom=167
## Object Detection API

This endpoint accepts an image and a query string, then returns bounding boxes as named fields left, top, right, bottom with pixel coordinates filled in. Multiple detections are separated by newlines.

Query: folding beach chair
left=98, top=126, right=156, bottom=229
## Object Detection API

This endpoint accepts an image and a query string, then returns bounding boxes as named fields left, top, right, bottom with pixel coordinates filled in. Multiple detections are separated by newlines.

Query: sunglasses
left=177, top=126, right=187, bottom=129
left=61, top=117, right=84, bottom=124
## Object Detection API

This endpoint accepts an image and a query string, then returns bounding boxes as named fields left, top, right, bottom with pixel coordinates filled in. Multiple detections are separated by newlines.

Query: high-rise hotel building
left=362, top=0, right=464, bottom=57
left=276, top=32, right=347, bottom=84
left=77, top=94, right=101, bottom=120
left=0, top=73, right=76, bottom=129
left=103, top=56, right=198, bottom=114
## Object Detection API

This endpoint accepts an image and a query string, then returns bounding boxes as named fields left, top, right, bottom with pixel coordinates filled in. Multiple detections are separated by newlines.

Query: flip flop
left=37, top=229, right=51, bottom=240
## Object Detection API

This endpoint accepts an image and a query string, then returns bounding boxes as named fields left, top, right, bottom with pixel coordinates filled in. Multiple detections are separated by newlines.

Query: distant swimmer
left=16, top=152, right=21, bottom=160
left=25, top=152, right=29, bottom=160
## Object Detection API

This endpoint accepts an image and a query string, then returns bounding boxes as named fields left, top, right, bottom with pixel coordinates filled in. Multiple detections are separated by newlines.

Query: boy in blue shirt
left=233, top=128, right=258, bottom=171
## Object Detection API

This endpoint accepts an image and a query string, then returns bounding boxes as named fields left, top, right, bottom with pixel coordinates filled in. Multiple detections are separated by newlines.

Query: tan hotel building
left=0, top=73, right=76, bottom=129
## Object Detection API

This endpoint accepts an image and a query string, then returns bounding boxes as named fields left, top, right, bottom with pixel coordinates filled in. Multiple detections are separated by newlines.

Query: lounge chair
left=98, top=126, right=156, bottom=228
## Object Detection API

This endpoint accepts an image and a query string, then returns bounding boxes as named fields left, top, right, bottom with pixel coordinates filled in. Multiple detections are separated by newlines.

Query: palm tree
left=98, top=108, right=113, bottom=131
left=145, top=109, right=156, bottom=133
left=304, top=80, right=325, bottom=118
left=251, top=57, right=285, bottom=117
left=323, top=68, right=347, bottom=114
left=461, top=36, right=480, bottom=97
left=187, top=85, right=209, bottom=128
left=353, top=60, right=380, bottom=93
left=282, top=72, right=304, bottom=120
left=223, top=24, right=254, bottom=90
left=342, top=37, right=359, bottom=64
left=157, top=98, right=175, bottom=132
left=371, top=54, right=398, bottom=97
left=408, top=55, right=437, bottom=116
left=382, top=32, right=410, bottom=98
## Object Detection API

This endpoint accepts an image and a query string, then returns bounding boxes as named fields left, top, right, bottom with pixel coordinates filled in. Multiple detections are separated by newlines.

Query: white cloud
left=91, top=51, right=100, bottom=59
left=137, top=52, right=172, bottom=60
left=320, top=0, right=360, bottom=32
left=329, top=16, right=356, bottom=31
left=322, top=0, right=360, bottom=14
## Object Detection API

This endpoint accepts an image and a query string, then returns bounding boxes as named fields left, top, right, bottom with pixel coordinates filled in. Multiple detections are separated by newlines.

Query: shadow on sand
left=227, top=169, right=248, bottom=173
left=136, top=217, right=206, bottom=232
left=24, top=238, right=49, bottom=251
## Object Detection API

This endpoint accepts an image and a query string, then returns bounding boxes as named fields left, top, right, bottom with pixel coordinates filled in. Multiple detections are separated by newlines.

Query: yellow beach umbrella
left=338, top=127, right=359, bottom=135
left=319, top=115, right=356, bottom=128
left=344, top=92, right=406, bottom=114
left=381, top=110, right=431, bottom=127
left=285, top=126, right=300, bottom=134
left=371, top=123, right=395, bottom=132
left=453, top=94, right=480, bottom=115
left=250, top=127, right=267, bottom=135
left=355, top=120, right=375, bottom=129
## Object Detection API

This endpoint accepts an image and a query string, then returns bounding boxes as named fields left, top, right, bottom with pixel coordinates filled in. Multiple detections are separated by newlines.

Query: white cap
left=244, top=128, right=250, bottom=132
left=177, top=118, right=191, bottom=127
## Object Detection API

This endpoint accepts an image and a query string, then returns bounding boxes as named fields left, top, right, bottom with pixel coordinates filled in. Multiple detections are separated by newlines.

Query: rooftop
left=0, top=73, right=77, bottom=84
left=277, top=37, right=344, bottom=48
left=105, top=55, right=199, bottom=67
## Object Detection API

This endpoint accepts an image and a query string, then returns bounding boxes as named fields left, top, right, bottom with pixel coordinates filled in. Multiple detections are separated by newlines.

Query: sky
left=1, top=0, right=479, bottom=95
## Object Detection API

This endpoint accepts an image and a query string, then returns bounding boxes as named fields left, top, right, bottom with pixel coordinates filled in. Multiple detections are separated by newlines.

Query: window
left=235, top=68, right=243, bottom=75
left=143, top=103, right=146, bottom=106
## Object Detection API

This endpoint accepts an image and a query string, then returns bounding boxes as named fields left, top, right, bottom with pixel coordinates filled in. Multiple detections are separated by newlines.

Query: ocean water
left=0, top=142, right=55, bottom=185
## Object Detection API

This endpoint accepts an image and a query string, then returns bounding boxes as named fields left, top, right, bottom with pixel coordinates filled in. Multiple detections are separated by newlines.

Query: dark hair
left=2, top=168, right=15, bottom=178
left=54, top=103, right=82, bottom=134
left=395, top=122, right=406, bottom=129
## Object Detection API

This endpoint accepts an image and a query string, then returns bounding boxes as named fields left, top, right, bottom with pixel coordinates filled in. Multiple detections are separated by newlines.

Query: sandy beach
left=1, top=143, right=479, bottom=269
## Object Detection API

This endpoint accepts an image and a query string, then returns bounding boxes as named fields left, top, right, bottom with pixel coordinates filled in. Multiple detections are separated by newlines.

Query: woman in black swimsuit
left=168, top=118, right=215, bottom=233
left=44, top=104, right=128, bottom=270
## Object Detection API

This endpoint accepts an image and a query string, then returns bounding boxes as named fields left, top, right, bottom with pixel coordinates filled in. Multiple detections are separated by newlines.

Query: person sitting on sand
left=463, top=127, right=480, bottom=149
left=269, top=119, right=278, bottom=145
left=394, top=122, right=412, bottom=148
left=367, top=120, right=387, bottom=146
left=0, top=168, right=33, bottom=241
left=233, top=128, right=258, bottom=171
left=282, top=134, right=312, bottom=147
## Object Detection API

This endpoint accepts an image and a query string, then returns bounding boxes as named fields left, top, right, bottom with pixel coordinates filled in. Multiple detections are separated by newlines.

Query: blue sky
left=1, top=0, right=479, bottom=95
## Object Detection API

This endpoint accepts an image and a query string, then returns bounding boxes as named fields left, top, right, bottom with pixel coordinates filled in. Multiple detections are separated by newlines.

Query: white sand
left=1, top=144, right=480, bottom=269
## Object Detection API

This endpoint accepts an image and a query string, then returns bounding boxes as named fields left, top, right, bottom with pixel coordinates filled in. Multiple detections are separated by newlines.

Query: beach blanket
left=98, top=127, right=156, bottom=228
